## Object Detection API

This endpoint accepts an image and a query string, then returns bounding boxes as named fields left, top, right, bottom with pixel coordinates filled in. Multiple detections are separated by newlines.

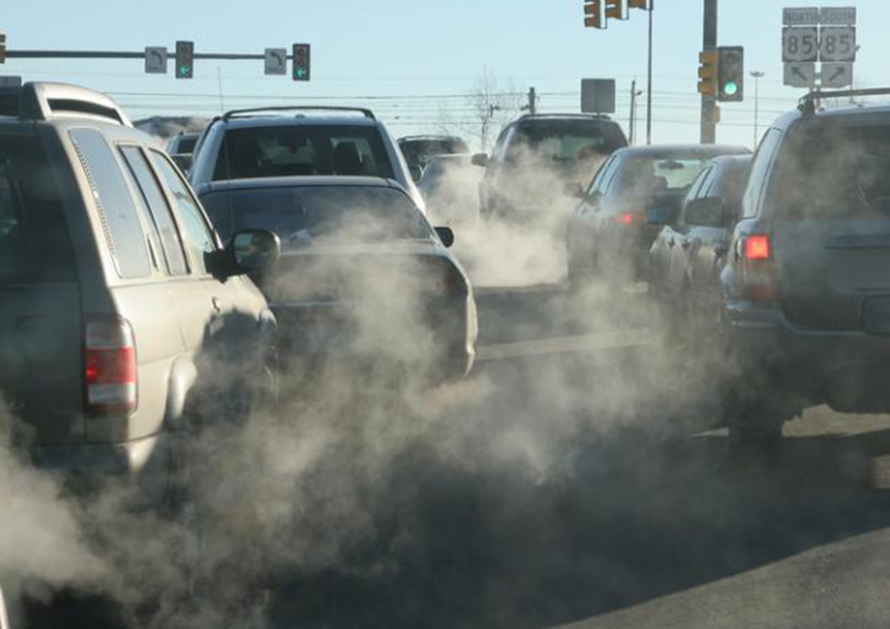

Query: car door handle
left=211, top=297, right=222, bottom=314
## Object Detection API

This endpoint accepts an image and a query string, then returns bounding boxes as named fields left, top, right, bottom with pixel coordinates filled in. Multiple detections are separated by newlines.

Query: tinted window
left=201, top=186, right=432, bottom=244
left=506, top=120, right=626, bottom=164
left=0, top=133, right=76, bottom=284
left=741, top=128, right=783, bottom=218
left=119, top=146, right=188, bottom=275
left=177, top=136, right=197, bottom=154
left=400, top=138, right=469, bottom=165
left=69, top=128, right=151, bottom=279
left=611, top=157, right=710, bottom=197
left=772, top=123, right=890, bottom=220
left=588, top=154, right=617, bottom=193
left=150, top=151, right=216, bottom=274
left=213, top=125, right=396, bottom=181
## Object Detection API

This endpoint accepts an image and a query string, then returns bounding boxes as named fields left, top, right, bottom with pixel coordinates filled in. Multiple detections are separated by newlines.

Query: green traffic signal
left=723, top=81, right=738, bottom=96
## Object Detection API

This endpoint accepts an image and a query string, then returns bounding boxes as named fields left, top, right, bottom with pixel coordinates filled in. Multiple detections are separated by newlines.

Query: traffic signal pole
left=646, top=0, right=654, bottom=144
left=701, top=0, right=718, bottom=143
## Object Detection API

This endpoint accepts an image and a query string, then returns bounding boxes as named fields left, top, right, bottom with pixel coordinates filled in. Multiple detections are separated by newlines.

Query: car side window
left=150, top=150, right=217, bottom=275
left=69, top=128, right=151, bottom=279
left=677, top=166, right=713, bottom=226
left=600, top=155, right=623, bottom=195
left=119, top=146, right=189, bottom=276
left=588, top=154, right=616, bottom=194
left=741, top=128, right=783, bottom=218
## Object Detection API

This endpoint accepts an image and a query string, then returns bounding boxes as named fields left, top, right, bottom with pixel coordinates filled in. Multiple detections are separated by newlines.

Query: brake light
left=84, top=316, right=137, bottom=415
left=616, top=211, right=635, bottom=225
left=740, top=234, right=779, bottom=303
left=744, top=234, right=771, bottom=260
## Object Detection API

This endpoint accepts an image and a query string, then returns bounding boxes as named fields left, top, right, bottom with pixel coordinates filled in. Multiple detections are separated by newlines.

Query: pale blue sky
left=1, top=0, right=884, bottom=149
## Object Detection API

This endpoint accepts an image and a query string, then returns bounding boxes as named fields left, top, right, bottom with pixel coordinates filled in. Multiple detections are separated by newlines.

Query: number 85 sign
left=783, top=27, right=818, bottom=62
left=820, top=26, right=856, bottom=62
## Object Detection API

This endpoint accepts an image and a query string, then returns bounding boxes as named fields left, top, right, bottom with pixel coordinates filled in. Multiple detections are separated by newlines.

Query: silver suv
left=0, top=82, right=280, bottom=501
left=188, top=106, right=426, bottom=214
left=720, top=88, right=890, bottom=443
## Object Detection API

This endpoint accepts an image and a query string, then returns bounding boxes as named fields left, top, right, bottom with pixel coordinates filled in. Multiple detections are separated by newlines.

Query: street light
left=750, top=70, right=764, bottom=148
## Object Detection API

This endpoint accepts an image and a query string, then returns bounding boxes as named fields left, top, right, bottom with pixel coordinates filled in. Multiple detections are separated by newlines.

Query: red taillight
left=616, top=211, right=635, bottom=225
left=84, top=316, right=137, bottom=415
left=740, top=234, right=779, bottom=303
left=744, top=234, right=771, bottom=260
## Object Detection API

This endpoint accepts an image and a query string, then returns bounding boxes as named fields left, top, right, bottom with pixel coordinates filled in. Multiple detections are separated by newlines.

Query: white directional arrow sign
left=821, top=62, right=853, bottom=88
left=144, top=47, right=167, bottom=74
left=264, top=48, right=287, bottom=75
left=784, top=62, right=816, bottom=88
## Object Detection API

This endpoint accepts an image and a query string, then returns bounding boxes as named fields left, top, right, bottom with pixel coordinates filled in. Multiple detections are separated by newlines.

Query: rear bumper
left=28, top=432, right=173, bottom=500
left=271, top=293, right=478, bottom=380
left=725, top=299, right=890, bottom=411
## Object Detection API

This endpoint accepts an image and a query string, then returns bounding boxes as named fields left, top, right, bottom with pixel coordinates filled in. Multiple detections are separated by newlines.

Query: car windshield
left=773, top=123, right=890, bottom=218
left=213, top=124, right=396, bottom=181
left=611, top=156, right=711, bottom=197
left=201, top=185, right=431, bottom=243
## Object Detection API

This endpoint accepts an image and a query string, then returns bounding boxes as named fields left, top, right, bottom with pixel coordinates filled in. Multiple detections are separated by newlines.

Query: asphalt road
left=23, top=282, right=890, bottom=629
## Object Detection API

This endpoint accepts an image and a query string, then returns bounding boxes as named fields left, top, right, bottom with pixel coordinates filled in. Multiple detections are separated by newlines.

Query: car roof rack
left=221, top=105, right=376, bottom=121
left=13, top=82, right=132, bottom=126
left=516, top=112, right=612, bottom=121
left=798, top=87, right=890, bottom=115
left=398, top=134, right=463, bottom=141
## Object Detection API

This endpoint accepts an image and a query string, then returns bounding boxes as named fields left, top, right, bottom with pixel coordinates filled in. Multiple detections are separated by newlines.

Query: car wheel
left=725, top=393, right=785, bottom=449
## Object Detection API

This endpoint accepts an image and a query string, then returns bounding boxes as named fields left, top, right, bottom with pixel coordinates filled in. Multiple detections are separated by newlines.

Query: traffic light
left=717, top=46, right=744, bottom=102
left=697, top=49, right=718, bottom=97
left=605, top=0, right=627, bottom=19
left=292, top=43, right=310, bottom=81
left=584, top=0, right=605, bottom=29
left=0, top=31, right=6, bottom=64
left=175, top=40, right=194, bottom=79
left=628, top=0, right=651, bottom=9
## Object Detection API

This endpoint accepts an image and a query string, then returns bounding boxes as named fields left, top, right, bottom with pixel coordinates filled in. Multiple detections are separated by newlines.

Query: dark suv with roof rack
left=474, top=113, right=628, bottom=225
left=717, top=88, right=890, bottom=444
left=188, top=106, right=426, bottom=214
left=0, top=82, right=280, bottom=502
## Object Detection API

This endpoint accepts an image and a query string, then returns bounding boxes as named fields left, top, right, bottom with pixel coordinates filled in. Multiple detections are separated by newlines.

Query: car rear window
left=201, top=186, right=432, bottom=244
left=772, top=123, right=890, bottom=219
left=506, top=120, right=627, bottom=163
left=0, top=133, right=76, bottom=284
left=213, top=125, right=396, bottom=181
left=610, top=156, right=711, bottom=197
left=176, top=135, right=197, bottom=154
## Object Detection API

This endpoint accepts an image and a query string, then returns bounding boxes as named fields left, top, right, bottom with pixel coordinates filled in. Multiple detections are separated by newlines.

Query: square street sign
left=821, top=62, right=853, bottom=88
left=581, top=78, right=616, bottom=114
left=144, top=47, right=167, bottom=74
left=820, top=6, right=856, bottom=25
left=783, top=7, right=819, bottom=25
left=784, top=62, right=816, bottom=88
left=264, top=48, right=287, bottom=75
left=782, top=26, right=818, bottom=62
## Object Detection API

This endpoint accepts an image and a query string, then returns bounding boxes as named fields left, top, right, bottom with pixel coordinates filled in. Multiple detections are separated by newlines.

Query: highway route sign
left=783, top=26, right=819, bottom=62
left=819, top=26, right=856, bottom=62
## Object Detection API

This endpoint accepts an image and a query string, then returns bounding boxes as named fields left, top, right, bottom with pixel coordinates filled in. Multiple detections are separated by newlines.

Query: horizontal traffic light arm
left=1, top=49, right=300, bottom=60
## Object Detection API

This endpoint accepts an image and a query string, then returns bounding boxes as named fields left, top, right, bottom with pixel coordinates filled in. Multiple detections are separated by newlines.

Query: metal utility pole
left=646, top=0, right=654, bottom=144
left=750, top=70, right=764, bottom=147
left=629, top=79, right=643, bottom=145
left=527, top=86, right=537, bottom=115
left=700, top=0, right=718, bottom=144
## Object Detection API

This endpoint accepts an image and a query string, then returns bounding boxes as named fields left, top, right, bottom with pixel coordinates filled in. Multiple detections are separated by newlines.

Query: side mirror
left=434, top=226, right=455, bottom=248
left=228, top=229, right=280, bottom=275
left=646, top=206, right=678, bottom=226
left=471, top=153, right=489, bottom=168
left=564, top=181, right=586, bottom=199
left=409, top=164, right=423, bottom=183
left=171, top=153, right=192, bottom=175
left=685, top=197, right=729, bottom=228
